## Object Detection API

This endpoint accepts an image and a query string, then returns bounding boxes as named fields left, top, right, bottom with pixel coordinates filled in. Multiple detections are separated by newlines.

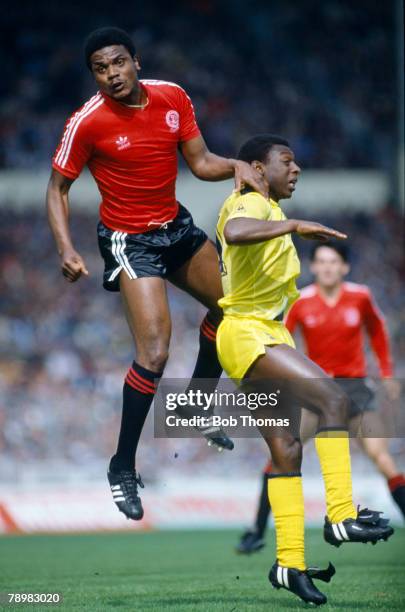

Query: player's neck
left=318, top=283, right=342, bottom=302
left=268, top=187, right=278, bottom=202
left=121, top=83, right=147, bottom=107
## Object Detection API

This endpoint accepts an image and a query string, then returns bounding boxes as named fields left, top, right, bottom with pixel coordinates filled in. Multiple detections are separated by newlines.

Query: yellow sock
left=267, top=475, right=306, bottom=570
left=315, top=430, right=357, bottom=523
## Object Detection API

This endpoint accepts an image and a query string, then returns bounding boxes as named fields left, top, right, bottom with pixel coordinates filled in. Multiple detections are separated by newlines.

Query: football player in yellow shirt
left=216, top=134, right=394, bottom=605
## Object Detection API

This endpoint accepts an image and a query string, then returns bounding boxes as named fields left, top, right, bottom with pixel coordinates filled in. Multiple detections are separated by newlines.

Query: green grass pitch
left=0, top=528, right=404, bottom=611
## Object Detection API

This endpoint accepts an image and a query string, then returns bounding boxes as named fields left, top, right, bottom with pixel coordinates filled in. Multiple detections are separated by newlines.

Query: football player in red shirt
left=46, top=27, right=266, bottom=522
left=237, top=241, right=404, bottom=554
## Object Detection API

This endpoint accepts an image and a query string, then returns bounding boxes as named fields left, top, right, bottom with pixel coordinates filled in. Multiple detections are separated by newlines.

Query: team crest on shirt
left=304, top=315, right=318, bottom=327
left=166, top=110, right=180, bottom=131
left=116, top=135, right=131, bottom=151
left=344, top=307, right=360, bottom=326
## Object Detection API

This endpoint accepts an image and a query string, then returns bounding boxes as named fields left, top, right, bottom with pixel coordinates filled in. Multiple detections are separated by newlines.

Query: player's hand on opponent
left=60, top=247, right=89, bottom=282
left=295, top=220, right=347, bottom=242
left=233, top=160, right=268, bottom=198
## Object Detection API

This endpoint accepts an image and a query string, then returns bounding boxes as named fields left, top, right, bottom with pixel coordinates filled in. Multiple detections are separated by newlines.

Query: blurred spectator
left=0, top=0, right=402, bottom=482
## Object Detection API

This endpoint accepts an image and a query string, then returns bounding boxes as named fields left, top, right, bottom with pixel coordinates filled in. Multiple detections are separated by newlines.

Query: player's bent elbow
left=188, top=163, right=214, bottom=181
left=224, top=221, right=246, bottom=245
left=223, top=226, right=238, bottom=245
left=47, top=169, right=74, bottom=195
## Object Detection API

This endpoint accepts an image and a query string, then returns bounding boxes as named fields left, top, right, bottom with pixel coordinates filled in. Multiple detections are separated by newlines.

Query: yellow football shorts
left=216, top=315, right=295, bottom=381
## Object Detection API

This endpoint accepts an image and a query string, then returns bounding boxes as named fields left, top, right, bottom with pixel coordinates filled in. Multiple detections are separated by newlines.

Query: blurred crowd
left=1, top=0, right=397, bottom=171
left=0, top=207, right=404, bottom=482
left=0, top=0, right=402, bottom=483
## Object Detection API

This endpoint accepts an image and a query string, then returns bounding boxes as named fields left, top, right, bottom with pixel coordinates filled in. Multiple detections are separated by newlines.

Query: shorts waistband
left=222, top=312, right=285, bottom=323
left=147, top=219, right=174, bottom=230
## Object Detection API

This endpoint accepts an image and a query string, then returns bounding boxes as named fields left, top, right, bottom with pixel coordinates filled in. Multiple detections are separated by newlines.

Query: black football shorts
left=335, top=377, right=377, bottom=418
left=97, top=203, right=208, bottom=292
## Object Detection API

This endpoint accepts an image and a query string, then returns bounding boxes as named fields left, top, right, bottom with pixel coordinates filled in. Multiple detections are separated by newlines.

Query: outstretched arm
left=224, top=217, right=347, bottom=245
left=362, top=292, right=401, bottom=400
left=180, top=135, right=267, bottom=197
left=46, top=169, right=89, bottom=282
left=363, top=292, right=393, bottom=378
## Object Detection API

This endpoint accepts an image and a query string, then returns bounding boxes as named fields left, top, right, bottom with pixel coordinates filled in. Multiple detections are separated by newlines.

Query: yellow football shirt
left=216, top=190, right=300, bottom=320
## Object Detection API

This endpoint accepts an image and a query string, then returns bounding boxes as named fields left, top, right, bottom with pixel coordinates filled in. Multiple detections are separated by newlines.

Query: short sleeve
left=52, top=112, right=92, bottom=179
left=177, top=87, right=201, bottom=142
left=227, top=193, right=269, bottom=222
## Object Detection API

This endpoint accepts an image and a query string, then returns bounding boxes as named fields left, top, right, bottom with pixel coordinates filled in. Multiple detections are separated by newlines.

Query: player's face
left=310, top=247, right=350, bottom=288
left=90, top=45, right=140, bottom=102
left=262, top=146, right=301, bottom=200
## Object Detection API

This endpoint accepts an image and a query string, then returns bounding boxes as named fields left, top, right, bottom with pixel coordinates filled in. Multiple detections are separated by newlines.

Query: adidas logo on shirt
left=116, top=136, right=131, bottom=151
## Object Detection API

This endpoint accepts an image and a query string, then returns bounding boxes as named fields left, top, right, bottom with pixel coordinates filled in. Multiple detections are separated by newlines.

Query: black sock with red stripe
left=110, top=361, right=162, bottom=473
left=174, top=313, right=222, bottom=420
left=175, top=313, right=223, bottom=420
left=254, top=471, right=272, bottom=537
left=254, top=462, right=272, bottom=537
left=388, top=474, right=405, bottom=518
left=194, top=313, right=223, bottom=380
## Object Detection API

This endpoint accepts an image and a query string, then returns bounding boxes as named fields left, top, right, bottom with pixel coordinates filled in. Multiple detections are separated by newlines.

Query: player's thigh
left=247, top=343, right=347, bottom=412
left=168, top=239, right=223, bottom=316
left=120, top=274, right=171, bottom=355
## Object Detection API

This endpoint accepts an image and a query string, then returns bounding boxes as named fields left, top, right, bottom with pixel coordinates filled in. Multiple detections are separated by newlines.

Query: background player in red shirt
left=46, top=27, right=266, bottom=522
left=237, top=241, right=404, bottom=554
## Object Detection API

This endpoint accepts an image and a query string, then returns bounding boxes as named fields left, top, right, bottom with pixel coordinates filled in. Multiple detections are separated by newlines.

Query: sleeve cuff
left=179, top=128, right=201, bottom=143
left=51, top=163, right=79, bottom=180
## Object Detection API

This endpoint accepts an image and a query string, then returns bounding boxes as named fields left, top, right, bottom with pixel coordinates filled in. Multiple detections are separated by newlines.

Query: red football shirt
left=285, top=282, right=393, bottom=377
left=52, top=80, right=201, bottom=233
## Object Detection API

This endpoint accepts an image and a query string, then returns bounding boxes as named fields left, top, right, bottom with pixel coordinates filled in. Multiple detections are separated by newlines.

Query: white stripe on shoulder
left=343, top=282, right=370, bottom=294
left=298, top=284, right=317, bottom=299
left=140, top=79, right=182, bottom=89
left=55, top=93, right=104, bottom=168
left=54, top=93, right=101, bottom=166
left=141, top=79, right=195, bottom=109
left=59, top=95, right=104, bottom=168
